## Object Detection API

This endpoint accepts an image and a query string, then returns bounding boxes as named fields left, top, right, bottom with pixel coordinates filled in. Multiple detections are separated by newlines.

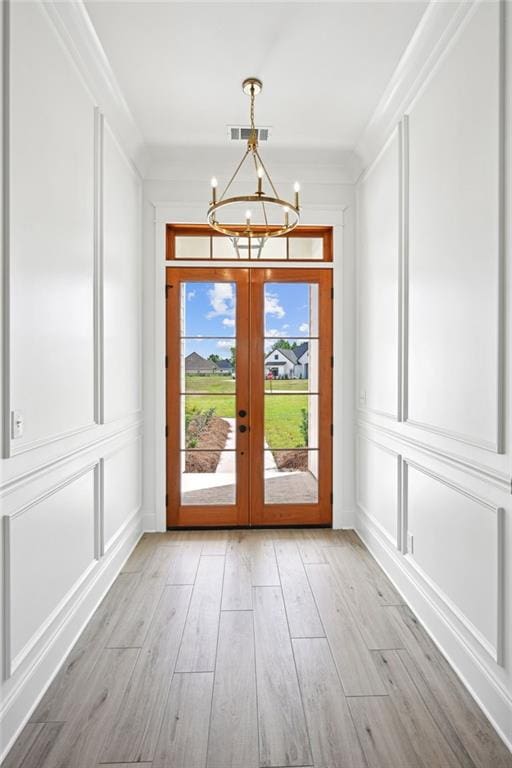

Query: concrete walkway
left=216, top=419, right=278, bottom=474
left=182, top=417, right=291, bottom=502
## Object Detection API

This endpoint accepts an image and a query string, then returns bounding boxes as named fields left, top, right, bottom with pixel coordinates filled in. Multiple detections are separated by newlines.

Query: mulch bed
left=186, top=417, right=230, bottom=472
left=273, top=450, right=308, bottom=471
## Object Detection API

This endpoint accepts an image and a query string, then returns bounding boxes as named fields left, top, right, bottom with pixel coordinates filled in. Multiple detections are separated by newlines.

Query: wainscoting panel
left=4, top=464, right=98, bottom=677
left=356, top=434, right=400, bottom=549
left=357, top=129, right=400, bottom=421
left=8, top=1, right=96, bottom=454
left=405, top=461, right=503, bottom=663
left=406, top=1, right=503, bottom=450
left=102, top=436, right=142, bottom=553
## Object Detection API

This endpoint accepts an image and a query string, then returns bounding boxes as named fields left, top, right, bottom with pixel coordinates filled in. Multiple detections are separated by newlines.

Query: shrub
left=299, top=407, right=308, bottom=447
left=185, top=406, right=216, bottom=448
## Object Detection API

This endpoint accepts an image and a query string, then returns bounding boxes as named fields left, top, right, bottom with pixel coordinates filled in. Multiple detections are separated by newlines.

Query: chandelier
left=207, top=78, right=300, bottom=247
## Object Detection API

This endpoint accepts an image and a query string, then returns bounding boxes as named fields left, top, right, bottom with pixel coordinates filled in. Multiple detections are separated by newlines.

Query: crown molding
left=355, top=0, right=478, bottom=170
left=41, top=0, right=149, bottom=178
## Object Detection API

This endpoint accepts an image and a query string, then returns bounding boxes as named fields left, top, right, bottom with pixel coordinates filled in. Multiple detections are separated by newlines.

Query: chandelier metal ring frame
left=207, top=77, right=301, bottom=241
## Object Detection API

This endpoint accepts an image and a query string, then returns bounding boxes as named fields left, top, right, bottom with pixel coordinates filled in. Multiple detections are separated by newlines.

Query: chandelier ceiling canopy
left=207, top=78, right=301, bottom=244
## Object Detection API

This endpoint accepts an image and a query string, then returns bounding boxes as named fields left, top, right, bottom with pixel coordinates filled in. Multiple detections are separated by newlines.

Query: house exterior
left=264, top=343, right=308, bottom=378
left=216, top=358, right=234, bottom=375
left=185, top=351, right=219, bottom=375
left=294, top=342, right=309, bottom=378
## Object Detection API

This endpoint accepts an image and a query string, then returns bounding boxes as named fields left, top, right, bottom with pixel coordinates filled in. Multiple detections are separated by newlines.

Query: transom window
left=166, top=224, right=332, bottom=262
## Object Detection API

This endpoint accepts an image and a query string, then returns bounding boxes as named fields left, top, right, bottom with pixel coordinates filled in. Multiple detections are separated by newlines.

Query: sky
left=182, top=281, right=313, bottom=359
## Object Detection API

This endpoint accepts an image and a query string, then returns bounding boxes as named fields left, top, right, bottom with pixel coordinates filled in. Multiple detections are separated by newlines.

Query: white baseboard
left=355, top=508, right=512, bottom=753
left=0, top=511, right=143, bottom=762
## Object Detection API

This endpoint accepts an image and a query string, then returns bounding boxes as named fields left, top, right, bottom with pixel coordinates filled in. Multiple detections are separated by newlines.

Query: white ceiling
left=85, top=1, right=427, bottom=153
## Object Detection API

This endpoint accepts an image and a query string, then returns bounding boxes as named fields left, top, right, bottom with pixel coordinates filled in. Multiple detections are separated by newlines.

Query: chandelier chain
left=218, top=147, right=250, bottom=202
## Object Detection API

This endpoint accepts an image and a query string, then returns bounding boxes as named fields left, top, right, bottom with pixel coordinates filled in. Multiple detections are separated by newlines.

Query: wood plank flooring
left=4, top=529, right=511, bottom=768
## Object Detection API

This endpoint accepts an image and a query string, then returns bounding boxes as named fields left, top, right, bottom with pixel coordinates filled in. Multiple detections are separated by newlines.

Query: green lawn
left=264, top=395, right=308, bottom=449
left=186, top=375, right=236, bottom=394
left=185, top=375, right=308, bottom=393
left=184, top=375, right=309, bottom=449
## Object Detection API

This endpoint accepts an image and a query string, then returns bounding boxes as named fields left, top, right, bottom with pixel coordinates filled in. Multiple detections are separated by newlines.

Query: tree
left=230, top=346, right=236, bottom=368
left=271, top=339, right=292, bottom=351
left=208, top=353, right=221, bottom=363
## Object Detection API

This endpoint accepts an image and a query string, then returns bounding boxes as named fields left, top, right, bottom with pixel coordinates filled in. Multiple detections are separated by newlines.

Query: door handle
left=239, top=424, right=248, bottom=433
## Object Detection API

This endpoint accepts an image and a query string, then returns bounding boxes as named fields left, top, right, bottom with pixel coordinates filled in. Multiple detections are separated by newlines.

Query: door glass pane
left=179, top=279, right=238, bottom=509
left=264, top=450, right=318, bottom=504
left=181, top=451, right=236, bottom=505
left=182, top=281, right=236, bottom=337
left=212, top=236, right=288, bottom=260
left=264, top=338, right=318, bottom=393
left=212, top=237, right=239, bottom=260
left=175, top=237, right=210, bottom=259
left=264, top=394, right=318, bottom=450
left=183, top=395, right=236, bottom=449
left=183, top=340, right=236, bottom=392
left=288, top=238, right=323, bottom=260
left=259, top=238, right=287, bottom=260
left=264, top=282, right=318, bottom=337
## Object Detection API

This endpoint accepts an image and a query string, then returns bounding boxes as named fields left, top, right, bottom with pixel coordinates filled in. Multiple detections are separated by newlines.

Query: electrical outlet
left=407, top=532, right=414, bottom=554
left=359, top=389, right=367, bottom=405
left=11, top=410, right=24, bottom=439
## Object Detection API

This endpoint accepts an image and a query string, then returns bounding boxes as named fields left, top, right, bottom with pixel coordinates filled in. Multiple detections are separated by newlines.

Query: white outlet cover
left=11, top=410, right=24, bottom=439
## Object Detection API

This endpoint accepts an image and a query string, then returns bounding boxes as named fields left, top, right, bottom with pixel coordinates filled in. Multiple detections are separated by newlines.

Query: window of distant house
left=166, top=224, right=333, bottom=262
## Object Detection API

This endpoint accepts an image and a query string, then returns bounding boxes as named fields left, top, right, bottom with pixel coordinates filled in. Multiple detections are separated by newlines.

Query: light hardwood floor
left=4, top=529, right=512, bottom=768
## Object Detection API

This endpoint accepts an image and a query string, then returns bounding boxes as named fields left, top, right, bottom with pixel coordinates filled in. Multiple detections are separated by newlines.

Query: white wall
left=355, top=0, right=511, bottom=748
left=142, top=149, right=358, bottom=531
left=0, top=1, right=143, bottom=759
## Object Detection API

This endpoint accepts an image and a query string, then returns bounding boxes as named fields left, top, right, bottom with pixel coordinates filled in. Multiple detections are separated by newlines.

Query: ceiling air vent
left=228, top=126, right=270, bottom=142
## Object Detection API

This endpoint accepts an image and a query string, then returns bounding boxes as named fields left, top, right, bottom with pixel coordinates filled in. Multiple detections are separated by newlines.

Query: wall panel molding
left=399, top=116, right=408, bottom=423
left=356, top=406, right=397, bottom=422
left=357, top=416, right=510, bottom=493
left=356, top=509, right=512, bottom=751
left=356, top=433, right=402, bottom=550
left=94, top=106, right=104, bottom=426
left=402, top=459, right=504, bottom=665
left=0, top=416, right=143, bottom=498
left=402, top=1, right=505, bottom=454
left=0, top=1, right=145, bottom=760
left=0, top=510, right=142, bottom=763
left=3, top=461, right=99, bottom=679
left=100, top=432, right=142, bottom=555
left=356, top=126, right=400, bottom=421
left=404, top=418, right=500, bottom=454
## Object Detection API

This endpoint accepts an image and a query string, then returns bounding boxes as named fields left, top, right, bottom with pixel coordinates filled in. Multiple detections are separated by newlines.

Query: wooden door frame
left=249, top=268, right=333, bottom=526
left=166, top=267, right=250, bottom=527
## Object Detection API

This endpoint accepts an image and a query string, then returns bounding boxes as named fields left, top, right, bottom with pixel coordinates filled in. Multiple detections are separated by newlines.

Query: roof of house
left=185, top=351, right=219, bottom=372
left=294, top=341, right=308, bottom=361
left=264, top=342, right=308, bottom=365
left=217, top=358, right=233, bottom=370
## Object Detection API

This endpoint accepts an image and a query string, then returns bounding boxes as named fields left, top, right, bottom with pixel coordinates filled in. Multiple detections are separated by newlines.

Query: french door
left=166, top=267, right=332, bottom=527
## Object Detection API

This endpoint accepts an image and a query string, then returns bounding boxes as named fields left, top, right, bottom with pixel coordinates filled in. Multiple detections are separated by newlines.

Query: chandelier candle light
left=207, top=77, right=301, bottom=248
